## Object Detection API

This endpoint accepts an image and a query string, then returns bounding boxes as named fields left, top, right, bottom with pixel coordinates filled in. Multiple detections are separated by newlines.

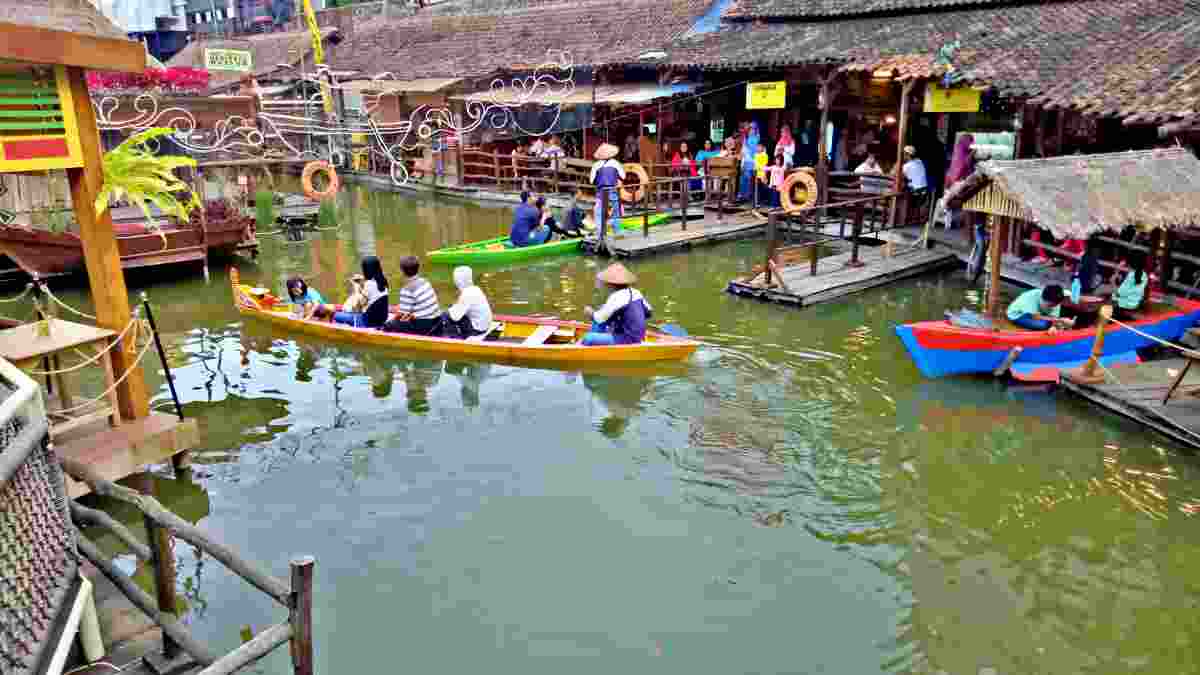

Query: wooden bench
left=522, top=324, right=558, bottom=345
left=466, top=321, right=502, bottom=343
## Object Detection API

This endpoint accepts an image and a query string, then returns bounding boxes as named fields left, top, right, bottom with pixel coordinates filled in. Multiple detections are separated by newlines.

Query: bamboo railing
left=62, top=458, right=315, bottom=675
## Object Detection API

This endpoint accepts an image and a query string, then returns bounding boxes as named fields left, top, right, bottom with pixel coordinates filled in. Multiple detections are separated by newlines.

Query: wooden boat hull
left=232, top=281, right=699, bottom=365
left=427, top=236, right=581, bottom=265
left=895, top=298, right=1200, bottom=382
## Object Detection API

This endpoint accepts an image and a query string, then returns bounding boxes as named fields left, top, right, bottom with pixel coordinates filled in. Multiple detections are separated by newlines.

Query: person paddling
left=582, top=263, right=653, bottom=346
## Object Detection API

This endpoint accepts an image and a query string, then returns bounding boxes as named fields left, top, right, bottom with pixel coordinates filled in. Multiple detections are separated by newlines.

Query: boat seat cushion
left=522, top=324, right=558, bottom=345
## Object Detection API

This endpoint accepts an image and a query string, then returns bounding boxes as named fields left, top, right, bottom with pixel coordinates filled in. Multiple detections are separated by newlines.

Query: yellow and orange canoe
left=229, top=268, right=699, bottom=365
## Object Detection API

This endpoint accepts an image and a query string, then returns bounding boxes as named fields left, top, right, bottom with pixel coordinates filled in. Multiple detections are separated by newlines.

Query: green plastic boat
left=427, top=236, right=582, bottom=265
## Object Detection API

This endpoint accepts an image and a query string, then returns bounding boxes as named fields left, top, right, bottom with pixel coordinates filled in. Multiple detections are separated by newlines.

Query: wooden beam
left=197, top=622, right=292, bottom=675
left=289, top=557, right=315, bottom=675
left=986, top=215, right=1005, bottom=318
left=889, top=80, right=915, bottom=225
left=815, top=71, right=841, bottom=205
left=0, top=22, right=145, bottom=73
left=64, top=66, right=149, bottom=420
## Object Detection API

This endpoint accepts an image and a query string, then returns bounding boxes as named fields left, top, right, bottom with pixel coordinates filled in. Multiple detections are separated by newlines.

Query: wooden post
left=681, top=177, right=689, bottom=231
left=135, top=473, right=180, bottom=660
left=1054, top=109, right=1067, bottom=156
left=289, top=556, right=315, bottom=675
left=816, top=73, right=839, bottom=206
left=764, top=211, right=778, bottom=286
left=1161, top=227, right=1174, bottom=293
left=492, top=151, right=500, bottom=189
left=985, top=215, right=1006, bottom=319
left=847, top=202, right=865, bottom=268
left=1078, top=305, right=1113, bottom=382
left=889, top=80, right=915, bottom=227
left=599, top=187, right=609, bottom=246
left=63, top=66, right=149, bottom=420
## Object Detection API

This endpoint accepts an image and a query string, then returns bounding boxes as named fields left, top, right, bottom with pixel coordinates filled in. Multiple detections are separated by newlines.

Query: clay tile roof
left=961, top=148, right=1200, bottom=238
left=167, top=27, right=341, bottom=92
left=722, top=0, right=1016, bottom=20
left=0, top=0, right=128, bottom=40
left=659, top=0, right=1200, bottom=123
left=331, top=0, right=711, bottom=80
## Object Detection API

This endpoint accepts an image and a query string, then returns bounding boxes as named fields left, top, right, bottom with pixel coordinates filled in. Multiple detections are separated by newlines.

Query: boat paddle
left=528, top=313, right=689, bottom=338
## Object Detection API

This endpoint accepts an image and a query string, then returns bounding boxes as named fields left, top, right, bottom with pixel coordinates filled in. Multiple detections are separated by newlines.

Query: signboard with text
left=923, top=84, right=981, bottom=113
left=204, top=48, right=253, bottom=73
left=746, top=82, right=786, bottom=110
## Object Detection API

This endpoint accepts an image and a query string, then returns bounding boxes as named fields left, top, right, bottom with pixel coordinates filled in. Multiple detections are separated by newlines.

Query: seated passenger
left=444, top=266, right=493, bottom=339
left=581, top=263, right=652, bottom=346
left=1006, top=284, right=1071, bottom=331
left=535, top=196, right=582, bottom=240
left=1114, top=258, right=1149, bottom=322
left=510, top=191, right=549, bottom=247
left=285, top=277, right=326, bottom=319
left=333, top=256, right=389, bottom=328
left=383, top=255, right=443, bottom=335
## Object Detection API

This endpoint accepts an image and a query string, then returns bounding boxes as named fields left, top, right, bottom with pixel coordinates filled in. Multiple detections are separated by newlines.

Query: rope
left=0, top=283, right=33, bottom=304
left=26, top=312, right=142, bottom=376
left=51, top=327, right=155, bottom=417
left=1091, top=358, right=1200, bottom=446
left=1106, top=316, right=1200, bottom=359
left=41, top=285, right=96, bottom=321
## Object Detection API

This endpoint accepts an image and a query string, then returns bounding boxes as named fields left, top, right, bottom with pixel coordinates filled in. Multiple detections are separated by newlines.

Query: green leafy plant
left=95, top=128, right=200, bottom=227
left=255, top=190, right=276, bottom=230
left=317, top=199, right=338, bottom=228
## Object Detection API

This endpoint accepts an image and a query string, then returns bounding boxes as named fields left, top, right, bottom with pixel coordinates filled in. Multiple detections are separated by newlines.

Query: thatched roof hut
left=0, top=0, right=146, bottom=73
left=945, top=148, right=1200, bottom=239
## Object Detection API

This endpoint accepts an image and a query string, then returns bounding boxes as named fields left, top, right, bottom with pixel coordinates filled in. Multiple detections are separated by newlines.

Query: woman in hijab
left=738, top=121, right=760, bottom=202
left=444, top=266, right=493, bottom=338
left=943, top=134, right=976, bottom=231
left=774, top=124, right=796, bottom=168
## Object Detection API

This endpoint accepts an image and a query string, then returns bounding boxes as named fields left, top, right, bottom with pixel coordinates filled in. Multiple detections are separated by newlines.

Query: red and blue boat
left=896, top=298, right=1200, bottom=382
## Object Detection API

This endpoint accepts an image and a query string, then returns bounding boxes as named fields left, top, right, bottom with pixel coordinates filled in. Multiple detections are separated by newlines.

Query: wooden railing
left=590, top=172, right=737, bottom=250
left=64, top=459, right=315, bottom=675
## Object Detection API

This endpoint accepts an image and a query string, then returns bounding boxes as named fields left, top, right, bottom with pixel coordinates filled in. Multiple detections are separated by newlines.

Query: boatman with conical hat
left=582, top=262, right=653, bottom=346
left=591, top=143, right=625, bottom=235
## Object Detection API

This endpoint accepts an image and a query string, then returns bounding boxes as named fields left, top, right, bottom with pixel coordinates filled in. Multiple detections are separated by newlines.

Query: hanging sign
left=204, top=48, right=253, bottom=73
left=710, top=118, right=724, bottom=143
left=924, top=84, right=981, bottom=113
left=746, top=82, right=786, bottom=110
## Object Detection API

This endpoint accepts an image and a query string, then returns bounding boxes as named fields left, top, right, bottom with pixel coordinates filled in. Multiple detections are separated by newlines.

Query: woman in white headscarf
left=444, top=266, right=494, bottom=339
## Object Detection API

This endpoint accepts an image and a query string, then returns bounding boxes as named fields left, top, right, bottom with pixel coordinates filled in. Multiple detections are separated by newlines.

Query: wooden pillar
left=889, top=80, right=915, bottom=226
left=986, top=214, right=1006, bottom=319
left=64, top=66, right=149, bottom=420
left=289, top=556, right=315, bottom=675
left=135, top=473, right=180, bottom=659
left=815, top=74, right=837, bottom=205
left=1161, top=227, right=1174, bottom=292
left=1054, top=109, right=1067, bottom=156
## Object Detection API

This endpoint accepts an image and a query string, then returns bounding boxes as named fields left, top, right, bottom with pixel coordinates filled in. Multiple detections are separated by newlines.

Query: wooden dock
left=1061, top=358, right=1200, bottom=450
left=582, top=213, right=764, bottom=258
left=727, top=234, right=959, bottom=307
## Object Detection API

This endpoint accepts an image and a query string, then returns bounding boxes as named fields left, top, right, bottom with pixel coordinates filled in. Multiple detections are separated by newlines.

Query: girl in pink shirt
left=766, top=155, right=787, bottom=207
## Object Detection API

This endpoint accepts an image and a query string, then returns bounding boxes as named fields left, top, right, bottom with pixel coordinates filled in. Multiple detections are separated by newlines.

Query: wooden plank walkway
left=1060, top=358, right=1200, bottom=450
left=727, top=238, right=959, bottom=307
left=582, top=214, right=764, bottom=258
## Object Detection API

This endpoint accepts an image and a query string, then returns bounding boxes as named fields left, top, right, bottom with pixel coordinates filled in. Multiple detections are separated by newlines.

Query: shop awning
left=341, top=77, right=463, bottom=94
left=450, top=81, right=699, bottom=107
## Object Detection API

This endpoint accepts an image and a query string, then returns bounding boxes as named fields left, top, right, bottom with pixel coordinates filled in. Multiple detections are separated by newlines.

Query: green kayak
left=614, top=212, right=670, bottom=231
left=427, top=236, right=582, bottom=265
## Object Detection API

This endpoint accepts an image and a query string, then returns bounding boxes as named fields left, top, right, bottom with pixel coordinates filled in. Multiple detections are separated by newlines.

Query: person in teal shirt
left=285, top=277, right=325, bottom=319
left=1113, top=258, right=1148, bottom=321
left=1007, top=285, right=1070, bottom=331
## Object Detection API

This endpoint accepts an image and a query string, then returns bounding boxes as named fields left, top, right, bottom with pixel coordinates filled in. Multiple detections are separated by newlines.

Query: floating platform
left=1060, top=357, right=1200, bottom=450
left=582, top=214, right=763, bottom=258
left=727, top=236, right=959, bottom=307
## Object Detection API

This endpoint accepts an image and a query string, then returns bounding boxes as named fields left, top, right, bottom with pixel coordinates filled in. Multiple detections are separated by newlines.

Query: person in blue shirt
left=1113, top=257, right=1149, bottom=321
left=285, top=277, right=325, bottom=319
left=1006, top=285, right=1072, bottom=331
left=510, top=191, right=549, bottom=247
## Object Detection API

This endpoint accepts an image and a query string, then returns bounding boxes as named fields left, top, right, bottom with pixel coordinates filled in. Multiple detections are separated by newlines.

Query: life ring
left=301, top=161, right=340, bottom=201
left=620, top=163, right=649, bottom=203
left=780, top=170, right=820, bottom=212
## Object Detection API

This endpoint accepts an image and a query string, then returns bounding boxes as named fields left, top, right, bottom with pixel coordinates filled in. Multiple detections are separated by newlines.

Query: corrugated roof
left=451, top=81, right=698, bottom=105
left=722, top=0, right=1019, bottom=20
left=952, top=148, right=1200, bottom=238
left=166, top=27, right=340, bottom=92
left=341, top=77, right=463, bottom=94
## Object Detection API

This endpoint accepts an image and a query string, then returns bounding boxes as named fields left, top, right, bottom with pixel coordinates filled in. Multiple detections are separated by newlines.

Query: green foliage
left=255, top=190, right=276, bottom=229
left=96, top=128, right=200, bottom=225
left=317, top=199, right=338, bottom=228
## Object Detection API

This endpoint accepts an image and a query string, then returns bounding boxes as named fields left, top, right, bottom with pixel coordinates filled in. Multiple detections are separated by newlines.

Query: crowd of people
left=282, top=254, right=653, bottom=346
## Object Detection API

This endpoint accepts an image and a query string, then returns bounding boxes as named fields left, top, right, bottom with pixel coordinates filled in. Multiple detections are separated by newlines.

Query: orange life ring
left=620, top=163, right=649, bottom=203
left=301, top=161, right=340, bottom=201
left=779, top=170, right=819, bottom=212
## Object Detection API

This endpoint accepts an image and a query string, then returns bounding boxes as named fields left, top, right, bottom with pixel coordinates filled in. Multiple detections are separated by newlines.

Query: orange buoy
left=301, top=161, right=340, bottom=201
left=620, top=163, right=649, bottom=203
left=779, top=170, right=819, bottom=212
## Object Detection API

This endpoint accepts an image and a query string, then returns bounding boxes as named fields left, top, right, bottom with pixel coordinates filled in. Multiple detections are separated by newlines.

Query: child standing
left=766, top=155, right=787, bottom=208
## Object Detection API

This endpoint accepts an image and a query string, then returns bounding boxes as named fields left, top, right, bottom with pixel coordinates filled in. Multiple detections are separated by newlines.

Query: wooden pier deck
left=582, top=213, right=764, bottom=258
left=727, top=232, right=959, bottom=307
left=1061, top=358, right=1200, bottom=450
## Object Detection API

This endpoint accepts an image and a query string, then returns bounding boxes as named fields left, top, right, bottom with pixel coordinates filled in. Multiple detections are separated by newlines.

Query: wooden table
left=0, top=318, right=122, bottom=435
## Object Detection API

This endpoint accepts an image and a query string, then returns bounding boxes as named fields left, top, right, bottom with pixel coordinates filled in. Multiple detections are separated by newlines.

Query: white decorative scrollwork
left=91, top=50, right=575, bottom=189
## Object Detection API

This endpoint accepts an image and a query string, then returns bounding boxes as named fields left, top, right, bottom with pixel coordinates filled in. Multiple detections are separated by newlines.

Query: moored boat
left=896, top=298, right=1200, bottom=382
left=427, top=236, right=581, bottom=265
left=230, top=268, right=699, bottom=364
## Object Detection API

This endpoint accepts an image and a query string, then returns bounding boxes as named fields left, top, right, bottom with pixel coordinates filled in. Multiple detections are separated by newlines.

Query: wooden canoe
left=230, top=268, right=699, bottom=365
left=427, top=236, right=581, bottom=265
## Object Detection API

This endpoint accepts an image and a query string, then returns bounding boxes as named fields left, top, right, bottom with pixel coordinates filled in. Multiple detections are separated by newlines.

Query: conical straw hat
left=597, top=262, right=637, bottom=285
left=594, top=143, right=619, bottom=160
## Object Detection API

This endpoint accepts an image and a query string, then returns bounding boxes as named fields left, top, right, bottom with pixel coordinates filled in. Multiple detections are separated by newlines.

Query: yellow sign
left=923, top=84, right=981, bottom=113
left=746, top=82, right=786, bottom=110
left=204, top=48, right=252, bottom=72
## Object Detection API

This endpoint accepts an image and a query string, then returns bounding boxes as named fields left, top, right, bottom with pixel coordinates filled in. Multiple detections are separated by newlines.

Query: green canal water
left=73, top=185, right=1200, bottom=674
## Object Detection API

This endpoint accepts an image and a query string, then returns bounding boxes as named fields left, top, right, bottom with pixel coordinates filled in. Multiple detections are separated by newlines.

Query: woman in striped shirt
left=383, top=255, right=443, bottom=335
